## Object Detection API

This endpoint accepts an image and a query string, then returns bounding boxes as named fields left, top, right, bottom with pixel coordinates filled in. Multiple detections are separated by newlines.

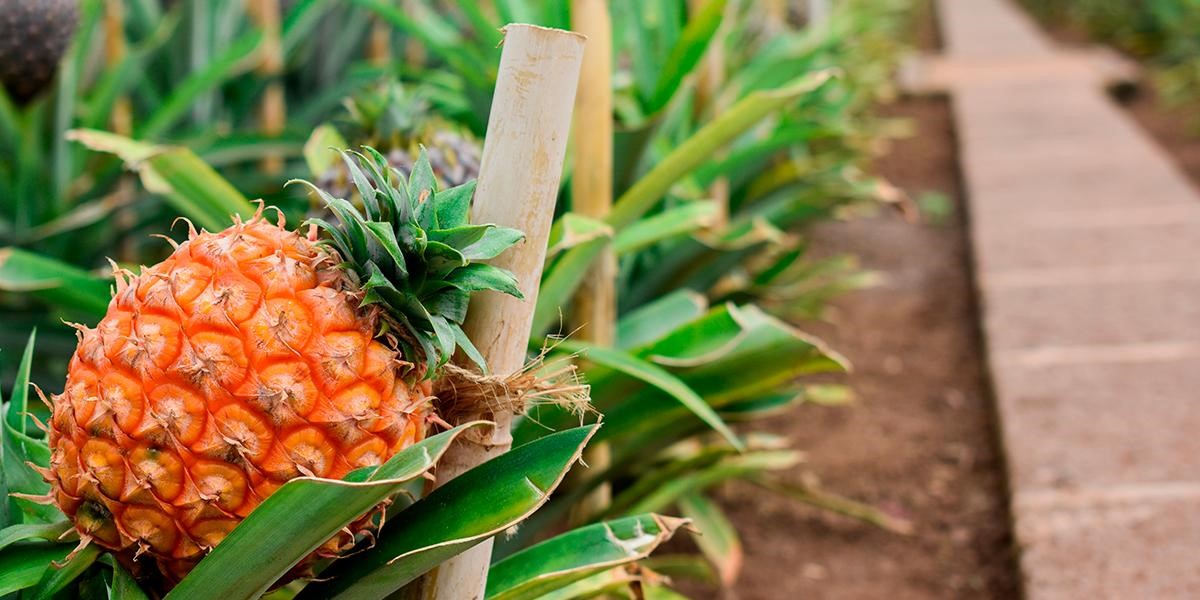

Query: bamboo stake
left=403, top=0, right=427, bottom=68
left=765, top=0, right=787, bottom=32
left=807, top=0, right=831, bottom=28
left=106, top=0, right=136, bottom=261
left=250, top=0, right=285, bottom=174
left=367, top=18, right=392, bottom=67
left=413, top=24, right=585, bottom=600
left=690, top=0, right=730, bottom=229
left=568, top=0, right=615, bottom=521
left=104, top=0, right=131, bottom=137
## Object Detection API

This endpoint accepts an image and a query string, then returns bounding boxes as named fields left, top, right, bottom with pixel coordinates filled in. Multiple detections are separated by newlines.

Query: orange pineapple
left=42, top=149, right=524, bottom=582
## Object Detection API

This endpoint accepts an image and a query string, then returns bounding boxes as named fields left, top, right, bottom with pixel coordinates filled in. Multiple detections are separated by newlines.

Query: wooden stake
left=413, top=24, right=585, bottom=600
left=105, top=0, right=136, bottom=261
left=250, top=0, right=285, bottom=174
left=403, top=0, right=427, bottom=68
left=367, top=18, right=392, bottom=67
left=807, top=0, right=831, bottom=28
left=104, top=0, right=131, bottom=137
left=568, top=0, right=615, bottom=521
left=690, top=0, right=730, bottom=228
left=765, top=0, right=787, bottom=31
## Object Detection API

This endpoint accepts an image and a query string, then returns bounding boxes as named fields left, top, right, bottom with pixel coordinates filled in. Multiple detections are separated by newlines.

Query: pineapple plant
left=0, top=0, right=79, bottom=104
left=35, top=148, right=525, bottom=586
left=315, top=80, right=482, bottom=198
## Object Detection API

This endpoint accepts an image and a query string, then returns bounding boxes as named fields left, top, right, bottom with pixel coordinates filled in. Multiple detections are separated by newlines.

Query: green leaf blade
left=166, top=422, right=488, bottom=600
left=555, top=341, right=743, bottom=451
left=300, top=425, right=600, bottom=600
left=486, top=513, right=687, bottom=600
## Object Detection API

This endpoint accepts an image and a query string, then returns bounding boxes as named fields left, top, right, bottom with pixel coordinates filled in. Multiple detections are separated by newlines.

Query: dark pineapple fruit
left=317, top=80, right=481, bottom=197
left=0, top=0, right=79, bottom=104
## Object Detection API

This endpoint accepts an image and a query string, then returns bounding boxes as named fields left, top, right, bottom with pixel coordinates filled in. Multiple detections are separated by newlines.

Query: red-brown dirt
left=691, top=4, right=1022, bottom=598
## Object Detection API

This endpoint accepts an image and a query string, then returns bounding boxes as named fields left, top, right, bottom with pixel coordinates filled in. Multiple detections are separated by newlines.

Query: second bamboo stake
left=569, top=0, right=616, bottom=521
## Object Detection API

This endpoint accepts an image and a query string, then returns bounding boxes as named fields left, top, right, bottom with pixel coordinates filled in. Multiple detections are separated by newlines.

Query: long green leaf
left=486, top=514, right=688, bottom=600
left=751, top=476, right=914, bottom=534
left=100, top=554, right=150, bottom=600
left=677, top=493, right=742, bottom=587
left=616, top=290, right=707, bottom=350
left=0, top=543, right=72, bottom=596
left=645, top=584, right=691, bottom=599
left=69, top=130, right=256, bottom=231
left=534, top=567, right=643, bottom=600
left=350, top=0, right=489, bottom=88
left=30, top=543, right=101, bottom=598
left=646, top=0, right=727, bottom=114
left=5, top=329, right=35, bottom=435
left=0, top=249, right=109, bottom=317
left=619, top=451, right=802, bottom=516
left=516, top=303, right=843, bottom=452
left=2, top=332, right=61, bottom=526
left=642, top=554, right=717, bottom=585
left=531, top=234, right=610, bottom=337
left=608, top=70, right=833, bottom=228
left=81, top=13, right=179, bottom=131
left=554, top=341, right=742, bottom=450
left=51, top=0, right=101, bottom=209
left=0, top=521, right=72, bottom=553
left=166, top=422, right=489, bottom=600
left=613, top=201, right=717, bottom=256
left=146, top=148, right=256, bottom=229
left=299, top=425, right=599, bottom=600
left=138, top=30, right=264, bottom=140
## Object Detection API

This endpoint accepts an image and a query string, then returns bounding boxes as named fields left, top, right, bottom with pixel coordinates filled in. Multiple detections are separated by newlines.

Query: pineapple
left=41, top=149, right=523, bottom=584
left=317, top=80, right=481, bottom=197
left=0, top=0, right=79, bottom=104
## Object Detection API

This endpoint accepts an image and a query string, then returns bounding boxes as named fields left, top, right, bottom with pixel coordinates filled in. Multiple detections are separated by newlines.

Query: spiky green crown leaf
left=293, top=146, right=524, bottom=377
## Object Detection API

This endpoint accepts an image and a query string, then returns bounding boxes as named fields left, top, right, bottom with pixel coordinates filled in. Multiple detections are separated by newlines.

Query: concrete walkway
left=929, top=0, right=1200, bottom=597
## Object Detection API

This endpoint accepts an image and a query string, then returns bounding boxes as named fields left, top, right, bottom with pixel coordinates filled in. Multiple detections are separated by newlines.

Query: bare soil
left=692, top=4, right=1021, bottom=597
left=1119, top=89, right=1200, bottom=190
left=704, top=95, right=1019, bottom=600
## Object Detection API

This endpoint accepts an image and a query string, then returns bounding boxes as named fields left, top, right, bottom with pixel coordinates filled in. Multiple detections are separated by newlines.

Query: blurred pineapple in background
left=309, top=79, right=481, bottom=201
left=0, top=0, right=79, bottom=104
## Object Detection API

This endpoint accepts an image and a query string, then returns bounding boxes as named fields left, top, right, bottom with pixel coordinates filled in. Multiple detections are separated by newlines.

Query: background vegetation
left=0, top=1, right=916, bottom=597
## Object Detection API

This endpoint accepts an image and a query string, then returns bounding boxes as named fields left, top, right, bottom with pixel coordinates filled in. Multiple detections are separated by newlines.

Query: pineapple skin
left=0, top=0, right=79, bottom=104
left=44, top=217, right=430, bottom=580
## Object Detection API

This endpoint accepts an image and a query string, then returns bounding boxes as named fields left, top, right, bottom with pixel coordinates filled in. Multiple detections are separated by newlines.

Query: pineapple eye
left=122, top=506, right=179, bottom=554
left=148, top=384, right=207, bottom=445
left=81, top=438, right=126, bottom=499
left=281, top=427, right=336, bottom=478
left=332, top=382, right=383, bottom=419
left=130, top=445, right=185, bottom=501
left=212, top=404, right=273, bottom=463
left=191, top=519, right=239, bottom=550
left=191, top=461, right=249, bottom=513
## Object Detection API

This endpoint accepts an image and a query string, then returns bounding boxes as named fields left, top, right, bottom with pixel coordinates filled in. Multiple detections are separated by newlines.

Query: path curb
left=932, top=0, right=1200, bottom=597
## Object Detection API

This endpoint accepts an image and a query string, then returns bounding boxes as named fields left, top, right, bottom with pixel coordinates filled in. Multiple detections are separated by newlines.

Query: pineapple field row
left=0, top=1, right=921, bottom=598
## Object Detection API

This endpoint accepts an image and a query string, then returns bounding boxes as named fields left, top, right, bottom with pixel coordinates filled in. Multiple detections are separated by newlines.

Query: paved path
left=931, top=0, right=1200, bottom=597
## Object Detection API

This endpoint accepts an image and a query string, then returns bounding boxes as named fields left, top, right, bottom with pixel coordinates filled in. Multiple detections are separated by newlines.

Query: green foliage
left=167, top=422, right=489, bottom=600
left=0, top=0, right=917, bottom=596
left=486, top=513, right=687, bottom=600
left=297, top=425, right=600, bottom=600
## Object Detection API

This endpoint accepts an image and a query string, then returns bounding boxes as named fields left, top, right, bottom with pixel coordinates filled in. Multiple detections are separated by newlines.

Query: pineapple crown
left=291, top=146, right=524, bottom=377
